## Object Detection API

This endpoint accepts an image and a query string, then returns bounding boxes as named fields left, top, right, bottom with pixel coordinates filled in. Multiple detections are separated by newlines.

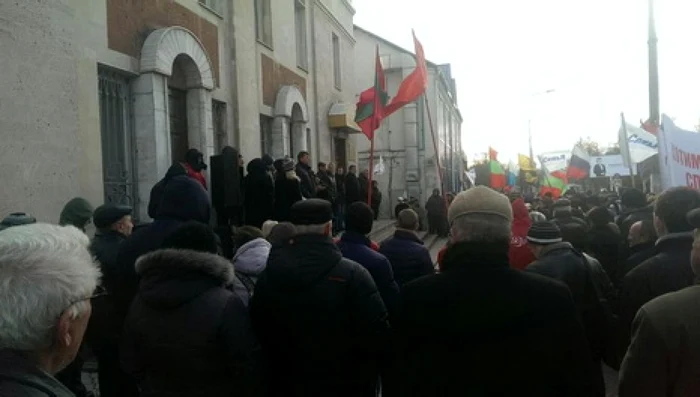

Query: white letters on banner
left=538, top=151, right=570, bottom=172
left=661, top=116, right=700, bottom=189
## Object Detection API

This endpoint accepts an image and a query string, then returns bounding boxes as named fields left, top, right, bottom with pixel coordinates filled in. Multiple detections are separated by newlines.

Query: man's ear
left=55, top=310, right=74, bottom=348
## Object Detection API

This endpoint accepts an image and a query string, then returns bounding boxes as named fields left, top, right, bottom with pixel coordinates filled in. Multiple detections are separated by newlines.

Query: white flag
left=373, top=155, right=385, bottom=176
left=619, top=120, right=658, bottom=166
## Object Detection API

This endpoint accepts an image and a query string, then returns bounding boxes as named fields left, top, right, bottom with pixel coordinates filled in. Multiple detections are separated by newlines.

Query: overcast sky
left=353, top=0, right=700, bottom=164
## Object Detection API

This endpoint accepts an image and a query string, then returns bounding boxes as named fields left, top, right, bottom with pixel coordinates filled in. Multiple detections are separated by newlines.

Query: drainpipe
left=228, top=0, right=241, bottom=150
left=310, top=0, right=322, bottom=160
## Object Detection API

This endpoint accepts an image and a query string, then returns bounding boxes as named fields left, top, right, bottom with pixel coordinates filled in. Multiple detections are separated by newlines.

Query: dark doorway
left=334, top=137, right=347, bottom=169
left=168, top=88, right=188, bottom=163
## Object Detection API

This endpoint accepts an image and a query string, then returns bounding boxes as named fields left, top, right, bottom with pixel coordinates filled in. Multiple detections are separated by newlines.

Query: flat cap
left=448, top=186, right=513, bottom=225
left=527, top=221, right=562, bottom=245
left=290, top=199, right=333, bottom=226
left=93, top=204, right=132, bottom=229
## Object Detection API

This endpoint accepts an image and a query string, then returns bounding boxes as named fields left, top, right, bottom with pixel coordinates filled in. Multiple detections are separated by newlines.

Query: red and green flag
left=540, top=172, right=567, bottom=198
left=489, top=160, right=506, bottom=189
left=355, top=46, right=389, bottom=140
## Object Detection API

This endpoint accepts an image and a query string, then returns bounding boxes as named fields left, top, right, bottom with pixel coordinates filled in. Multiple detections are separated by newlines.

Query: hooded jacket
left=250, top=234, right=389, bottom=397
left=115, top=175, right=211, bottom=326
left=379, top=229, right=434, bottom=288
left=121, top=249, right=260, bottom=397
left=148, top=163, right=187, bottom=219
left=59, top=197, right=93, bottom=230
left=232, top=237, right=271, bottom=307
left=509, top=198, right=536, bottom=270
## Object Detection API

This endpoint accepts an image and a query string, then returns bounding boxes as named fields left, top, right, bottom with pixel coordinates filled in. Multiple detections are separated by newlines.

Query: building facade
left=353, top=26, right=463, bottom=218
left=0, top=0, right=359, bottom=222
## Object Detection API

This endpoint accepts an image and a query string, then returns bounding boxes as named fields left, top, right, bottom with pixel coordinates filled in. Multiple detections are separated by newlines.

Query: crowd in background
left=3, top=145, right=700, bottom=396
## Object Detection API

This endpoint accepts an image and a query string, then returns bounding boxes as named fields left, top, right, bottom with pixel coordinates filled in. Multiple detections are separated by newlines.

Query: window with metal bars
left=98, top=68, right=138, bottom=217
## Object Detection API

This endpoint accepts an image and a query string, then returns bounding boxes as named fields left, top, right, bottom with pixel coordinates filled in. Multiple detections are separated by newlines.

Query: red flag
left=355, top=46, right=388, bottom=140
left=489, top=147, right=498, bottom=161
left=384, top=31, right=428, bottom=116
left=641, top=118, right=659, bottom=135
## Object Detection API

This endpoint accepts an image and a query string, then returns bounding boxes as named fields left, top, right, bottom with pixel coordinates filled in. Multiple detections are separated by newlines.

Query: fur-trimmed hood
left=135, top=249, right=235, bottom=309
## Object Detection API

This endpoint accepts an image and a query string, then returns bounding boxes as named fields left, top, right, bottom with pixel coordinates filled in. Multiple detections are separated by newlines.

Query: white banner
left=661, top=116, right=700, bottom=189
left=538, top=151, right=570, bottom=173
left=619, top=122, right=658, bottom=166
left=590, top=155, right=634, bottom=177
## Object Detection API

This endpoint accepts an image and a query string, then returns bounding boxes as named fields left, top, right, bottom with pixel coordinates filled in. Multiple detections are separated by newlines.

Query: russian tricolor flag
left=566, top=145, right=590, bottom=180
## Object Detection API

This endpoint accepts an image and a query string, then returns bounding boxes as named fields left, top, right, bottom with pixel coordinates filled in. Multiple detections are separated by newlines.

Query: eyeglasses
left=67, top=285, right=109, bottom=307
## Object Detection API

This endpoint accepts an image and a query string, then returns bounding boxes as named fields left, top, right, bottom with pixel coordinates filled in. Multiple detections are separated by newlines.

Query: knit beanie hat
left=448, top=186, right=513, bottom=225
left=527, top=221, right=562, bottom=245
left=282, top=157, right=295, bottom=172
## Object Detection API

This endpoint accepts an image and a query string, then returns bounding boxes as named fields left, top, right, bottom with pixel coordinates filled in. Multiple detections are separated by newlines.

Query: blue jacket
left=379, top=229, right=435, bottom=288
left=338, top=231, right=400, bottom=317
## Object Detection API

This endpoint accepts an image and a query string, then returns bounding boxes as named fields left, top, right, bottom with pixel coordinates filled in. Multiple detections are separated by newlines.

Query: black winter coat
left=250, top=234, right=390, bottom=397
left=335, top=173, right=346, bottom=204
left=344, top=173, right=361, bottom=204
left=388, top=242, right=596, bottom=397
left=121, top=249, right=260, bottom=397
left=86, top=230, right=127, bottom=352
left=295, top=163, right=316, bottom=199
left=273, top=174, right=303, bottom=222
left=620, top=242, right=656, bottom=278
left=316, top=170, right=336, bottom=203
left=587, top=224, right=623, bottom=287
left=618, top=232, right=695, bottom=363
left=526, top=242, right=606, bottom=396
left=379, top=230, right=434, bottom=288
left=244, top=159, right=275, bottom=228
left=115, top=175, right=211, bottom=327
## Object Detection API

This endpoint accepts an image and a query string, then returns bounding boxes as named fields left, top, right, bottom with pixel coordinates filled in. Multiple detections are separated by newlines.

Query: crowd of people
left=2, top=145, right=700, bottom=396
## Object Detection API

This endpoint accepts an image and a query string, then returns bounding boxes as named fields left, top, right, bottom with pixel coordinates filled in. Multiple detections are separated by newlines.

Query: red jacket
left=184, top=163, right=207, bottom=190
left=509, top=198, right=535, bottom=270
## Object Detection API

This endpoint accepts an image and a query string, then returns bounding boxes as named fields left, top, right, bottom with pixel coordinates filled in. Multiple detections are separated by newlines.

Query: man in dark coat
left=274, top=157, right=303, bottom=222
left=316, top=162, right=337, bottom=205
left=552, top=198, right=588, bottom=236
left=425, top=188, right=447, bottom=236
left=295, top=151, right=317, bottom=199
left=344, top=165, right=362, bottom=204
left=115, top=175, right=211, bottom=335
left=244, top=158, right=275, bottom=228
left=359, top=169, right=370, bottom=203
left=337, top=202, right=400, bottom=317
left=334, top=165, right=347, bottom=231
left=620, top=219, right=657, bottom=277
left=250, top=199, right=390, bottom=397
left=388, top=187, right=596, bottom=397
left=617, top=188, right=654, bottom=243
left=618, top=187, right=700, bottom=364
left=121, top=222, right=260, bottom=396
left=379, top=208, right=434, bottom=288
left=148, top=163, right=187, bottom=219
left=526, top=222, right=610, bottom=390
left=618, top=207, right=700, bottom=397
left=86, top=204, right=137, bottom=397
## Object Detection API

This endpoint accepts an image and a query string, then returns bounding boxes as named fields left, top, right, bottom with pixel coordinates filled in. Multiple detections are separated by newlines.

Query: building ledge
left=328, top=102, right=361, bottom=133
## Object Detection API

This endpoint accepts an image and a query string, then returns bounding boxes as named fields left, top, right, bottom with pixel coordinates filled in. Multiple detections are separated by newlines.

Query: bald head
left=629, top=220, right=656, bottom=247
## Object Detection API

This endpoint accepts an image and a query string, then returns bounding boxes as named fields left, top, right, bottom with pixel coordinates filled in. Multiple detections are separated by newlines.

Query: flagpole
left=367, top=136, right=375, bottom=204
left=620, top=112, right=636, bottom=187
left=423, top=94, right=448, bottom=208
left=648, top=0, right=660, bottom=126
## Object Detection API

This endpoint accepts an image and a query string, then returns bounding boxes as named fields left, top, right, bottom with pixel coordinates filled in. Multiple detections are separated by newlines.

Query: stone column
left=132, top=72, right=171, bottom=219
left=271, top=115, right=290, bottom=158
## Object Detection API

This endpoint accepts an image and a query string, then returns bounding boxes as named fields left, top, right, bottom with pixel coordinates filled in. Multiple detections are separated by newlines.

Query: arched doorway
left=290, top=103, right=306, bottom=157
left=134, top=26, right=216, bottom=219
left=271, top=85, right=309, bottom=159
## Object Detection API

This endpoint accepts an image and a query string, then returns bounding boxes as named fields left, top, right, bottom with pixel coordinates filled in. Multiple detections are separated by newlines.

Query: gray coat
left=0, top=350, right=74, bottom=396
left=620, top=285, right=700, bottom=397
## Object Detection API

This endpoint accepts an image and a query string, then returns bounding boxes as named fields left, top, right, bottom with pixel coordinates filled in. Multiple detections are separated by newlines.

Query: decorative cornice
left=314, top=0, right=356, bottom=44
